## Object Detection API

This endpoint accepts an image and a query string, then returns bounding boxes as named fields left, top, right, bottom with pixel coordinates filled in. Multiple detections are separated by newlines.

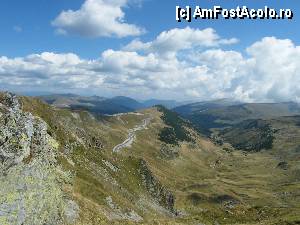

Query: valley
left=0, top=92, right=300, bottom=225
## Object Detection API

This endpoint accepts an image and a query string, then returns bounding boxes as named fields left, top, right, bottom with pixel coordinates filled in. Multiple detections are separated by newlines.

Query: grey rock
left=65, top=200, right=79, bottom=224
left=0, top=92, right=75, bottom=225
left=139, top=159, right=176, bottom=214
left=277, top=161, right=288, bottom=170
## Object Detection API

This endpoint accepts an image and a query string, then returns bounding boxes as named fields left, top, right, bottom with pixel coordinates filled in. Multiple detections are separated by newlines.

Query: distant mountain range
left=173, top=98, right=242, bottom=115
left=39, top=94, right=300, bottom=123
left=174, top=99, right=300, bottom=152
left=38, top=94, right=187, bottom=115
left=174, top=99, right=300, bottom=135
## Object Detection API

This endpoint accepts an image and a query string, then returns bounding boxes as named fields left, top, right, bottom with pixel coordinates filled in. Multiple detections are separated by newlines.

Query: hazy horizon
left=2, top=89, right=299, bottom=105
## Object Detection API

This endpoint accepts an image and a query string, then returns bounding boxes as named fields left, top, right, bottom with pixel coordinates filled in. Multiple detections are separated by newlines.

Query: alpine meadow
left=0, top=0, right=300, bottom=225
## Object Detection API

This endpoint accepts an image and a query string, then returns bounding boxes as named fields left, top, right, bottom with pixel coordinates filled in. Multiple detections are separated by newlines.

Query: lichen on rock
left=0, top=92, right=78, bottom=225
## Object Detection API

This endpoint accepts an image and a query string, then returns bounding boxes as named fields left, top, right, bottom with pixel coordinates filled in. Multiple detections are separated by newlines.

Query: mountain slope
left=109, top=96, right=145, bottom=110
left=1, top=92, right=300, bottom=224
left=174, top=98, right=241, bottom=115
left=0, top=93, right=77, bottom=224
left=174, top=101, right=300, bottom=136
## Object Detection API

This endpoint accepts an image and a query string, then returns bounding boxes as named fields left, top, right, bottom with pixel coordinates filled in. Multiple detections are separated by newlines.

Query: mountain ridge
left=38, top=94, right=188, bottom=115
left=1, top=92, right=300, bottom=224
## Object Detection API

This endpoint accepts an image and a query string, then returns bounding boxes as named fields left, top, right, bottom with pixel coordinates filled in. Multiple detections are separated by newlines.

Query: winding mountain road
left=113, top=118, right=151, bottom=153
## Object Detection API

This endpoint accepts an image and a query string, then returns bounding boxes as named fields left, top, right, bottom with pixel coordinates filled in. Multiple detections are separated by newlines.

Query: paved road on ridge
left=112, top=118, right=151, bottom=153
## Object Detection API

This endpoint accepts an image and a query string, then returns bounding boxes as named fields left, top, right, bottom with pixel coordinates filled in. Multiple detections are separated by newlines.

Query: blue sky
left=1, top=0, right=300, bottom=101
left=1, top=0, right=299, bottom=58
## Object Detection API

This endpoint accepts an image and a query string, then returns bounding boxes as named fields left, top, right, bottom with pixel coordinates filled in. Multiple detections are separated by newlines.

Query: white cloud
left=26, top=52, right=82, bottom=65
left=0, top=52, right=105, bottom=92
left=52, top=0, right=144, bottom=38
left=1, top=28, right=300, bottom=102
left=243, top=37, right=300, bottom=102
left=123, top=27, right=238, bottom=57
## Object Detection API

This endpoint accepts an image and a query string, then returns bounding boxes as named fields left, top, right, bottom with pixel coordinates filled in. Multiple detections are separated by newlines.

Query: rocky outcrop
left=139, top=159, right=176, bottom=214
left=277, top=161, right=289, bottom=170
left=104, top=196, right=143, bottom=222
left=0, top=92, right=78, bottom=225
left=160, top=144, right=179, bottom=160
left=0, top=93, right=34, bottom=171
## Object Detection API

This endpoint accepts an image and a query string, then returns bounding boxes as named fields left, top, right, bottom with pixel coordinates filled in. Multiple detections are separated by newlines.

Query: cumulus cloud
left=52, top=0, right=144, bottom=38
left=0, top=52, right=105, bottom=92
left=123, top=27, right=238, bottom=57
left=1, top=28, right=300, bottom=102
left=244, top=37, right=300, bottom=102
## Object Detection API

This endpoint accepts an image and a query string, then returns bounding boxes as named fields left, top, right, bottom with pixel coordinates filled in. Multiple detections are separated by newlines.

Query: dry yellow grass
left=19, top=97, right=300, bottom=225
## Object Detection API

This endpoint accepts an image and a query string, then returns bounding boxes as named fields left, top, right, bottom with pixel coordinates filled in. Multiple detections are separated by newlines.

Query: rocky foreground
left=0, top=93, right=78, bottom=224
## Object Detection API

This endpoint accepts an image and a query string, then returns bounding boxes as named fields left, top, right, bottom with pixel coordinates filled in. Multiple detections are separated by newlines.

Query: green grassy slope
left=18, top=96, right=300, bottom=225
